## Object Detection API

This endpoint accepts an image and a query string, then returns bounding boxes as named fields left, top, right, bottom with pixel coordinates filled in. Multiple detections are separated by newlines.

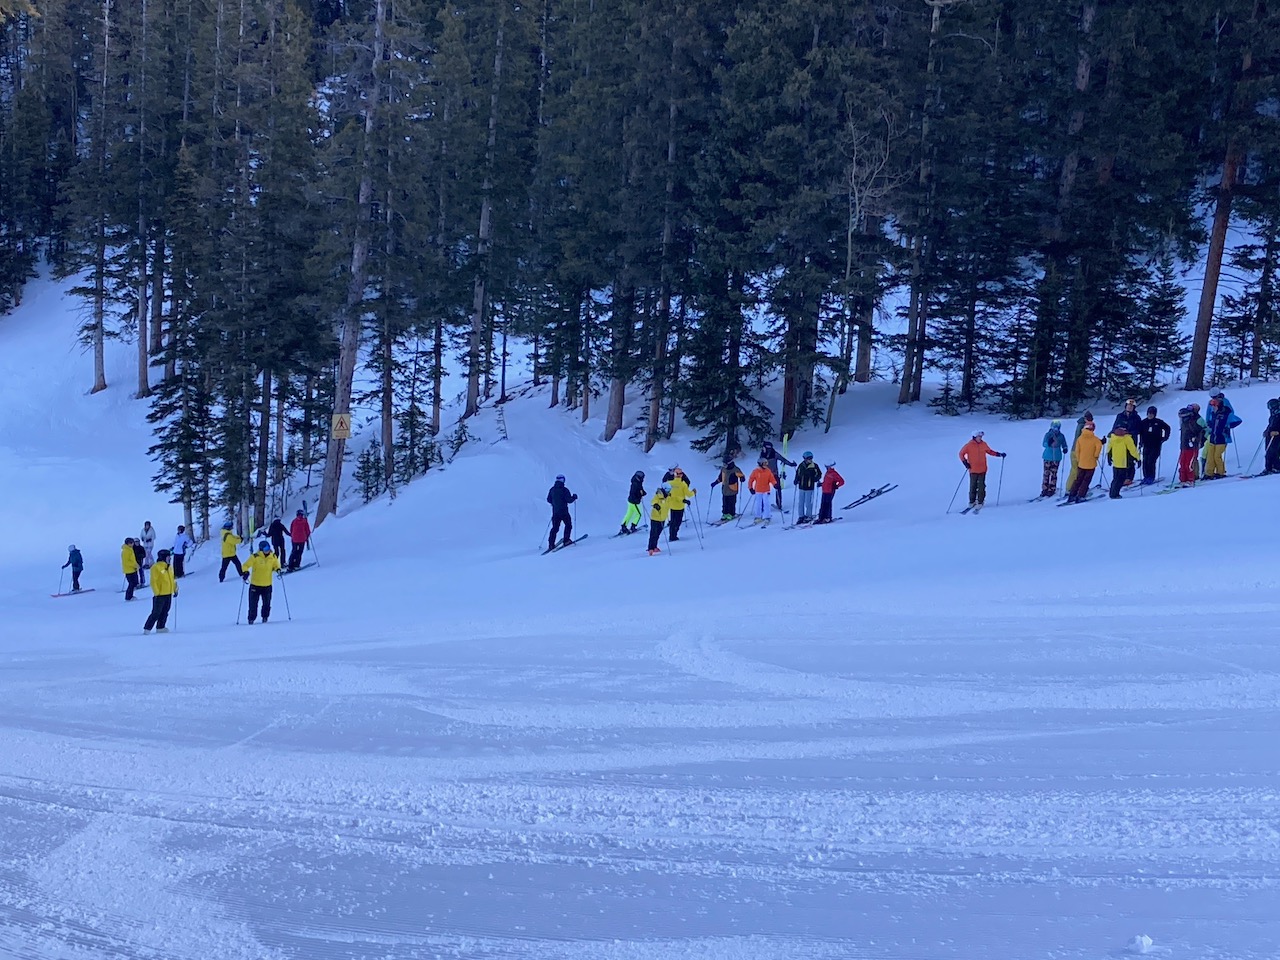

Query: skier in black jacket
left=546, top=475, right=578, bottom=550
left=1111, top=398, right=1142, bottom=439
left=618, top=471, right=645, bottom=535
left=267, top=517, right=288, bottom=563
left=1264, top=399, right=1280, bottom=474
left=1135, top=406, right=1171, bottom=485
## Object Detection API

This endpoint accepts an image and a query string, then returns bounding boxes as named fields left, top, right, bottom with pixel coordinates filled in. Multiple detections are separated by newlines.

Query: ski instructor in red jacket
left=287, top=509, right=311, bottom=571
left=958, top=431, right=1006, bottom=511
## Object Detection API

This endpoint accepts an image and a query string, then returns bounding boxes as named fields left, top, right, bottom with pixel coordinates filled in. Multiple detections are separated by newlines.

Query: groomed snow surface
left=2, top=274, right=1279, bottom=959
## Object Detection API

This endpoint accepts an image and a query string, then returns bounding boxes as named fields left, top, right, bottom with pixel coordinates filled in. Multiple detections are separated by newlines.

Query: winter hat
left=1190, top=402, right=1201, bottom=412
left=67, top=544, right=76, bottom=552
left=758, top=458, right=768, bottom=466
left=555, top=474, right=566, bottom=482
left=1084, top=422, right=1096, bottom=431
left=156, top=549, right=171, bottom=562
left=295, top=510, right=304, bottom=517
left=1125, top=398, right=1136, bottom=406
left=1051, top=419, right=1061, bottom=427
left=1212, top=391, right=1225, bottom=399
left=634, top=470, right=645, bottom=479
left=1147, top=406, right=1157, bottom=415
left=177, top=525, right=185, bottom=532
left=222, top=521, right=233, bottom=529
left=1269, top=399, right=1280, bottom=413
left=824, top=461, right=836, bottom=468
left=125, top=537, right=135, bottom=544
left=803, top=451, right=813, bottom=458
left=972, top=430, right=984, bottom=439
left=1083, top=410, right=1094, bottom=420
left=1114, top=425, right=1128, bottom=434
left=258, top=540, right=271, bottom=552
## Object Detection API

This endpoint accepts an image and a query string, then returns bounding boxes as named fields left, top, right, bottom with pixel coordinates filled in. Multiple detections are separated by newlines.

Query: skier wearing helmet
left=545, top=475, right=578, bottom=551
left=62, top=544, right=84, bottom=593
left=218, top=522, right=243, bottom=582
left=663, top=466, right=696, bottom=541
left=710, top=457, right=746, bottom=522
left=958, top=431, right=1006, bottom=512
left=288, top=510, right=311, bottom=571
left=618, top=471, right=646, bottom=536
left=241, top=541, right=282, bottom=624
left=793, top=452, right=822, bottom=522
left=747, top=458, right=779, bottom=524
left=143, top=549, right=178, bottom=634
left=759, top=440, right=796, bottom=510
left=647, top=483, right=673, bottom=556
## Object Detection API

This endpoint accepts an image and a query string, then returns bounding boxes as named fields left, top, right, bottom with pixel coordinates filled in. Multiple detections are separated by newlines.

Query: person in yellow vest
left=144, top=550, right=178, bottom=634
left=121, top=537, right=141, bottom=601
left=1106, top=426, right=1141, bottom=499
left=218, top=521, right=243, bottom=582
left=241, top=540, right=282, bottom=624
left=647, top=484, right=673, bottom=556
left=663, top=466, right=697, bottom=542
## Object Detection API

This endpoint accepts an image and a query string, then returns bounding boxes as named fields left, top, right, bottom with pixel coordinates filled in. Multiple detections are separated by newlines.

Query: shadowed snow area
left=2, top=274, right=1279, bottom=959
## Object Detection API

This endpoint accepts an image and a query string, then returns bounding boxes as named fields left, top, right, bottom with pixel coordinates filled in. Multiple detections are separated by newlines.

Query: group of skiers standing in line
left=59, top=511, right=313, bottom=634
left=1035, top=391, right=1275, bottom=505
left=546, top=442, right=848, bottom=557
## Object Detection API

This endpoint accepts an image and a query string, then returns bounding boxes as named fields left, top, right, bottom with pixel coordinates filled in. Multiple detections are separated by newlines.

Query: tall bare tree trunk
left=464, top=3, right=507, bottom=419
left=317, top=0, right=385, bottom=526
left=254, top=368, right=271, bottom=529
left=1188, top=146, right=1242, bottom=390
left=431, top=317, right=444, bottom=436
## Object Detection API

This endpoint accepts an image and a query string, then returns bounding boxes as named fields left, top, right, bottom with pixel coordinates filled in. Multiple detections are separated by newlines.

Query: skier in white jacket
left=139, top=521, right=157, bottom=569
left=171, top=525, right=195, bottom=578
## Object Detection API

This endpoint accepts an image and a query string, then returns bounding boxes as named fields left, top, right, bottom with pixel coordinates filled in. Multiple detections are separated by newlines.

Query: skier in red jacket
left=287, top=510, right=311, bottom=571
left=817, top=462, right=845, bottom=523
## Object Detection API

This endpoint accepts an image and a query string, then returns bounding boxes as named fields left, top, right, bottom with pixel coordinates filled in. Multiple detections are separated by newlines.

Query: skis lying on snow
left=842, top=483, right=897, bottom=511
left=51, top=589, right=96, bottom=598
left=542, top=534, right=589, bottom=555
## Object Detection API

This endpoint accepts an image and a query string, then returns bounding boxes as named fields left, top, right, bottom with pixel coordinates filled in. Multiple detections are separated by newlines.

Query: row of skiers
left=544, top=441, right=847, bottom=555
left=1034, top=391, right=1275, bottom=504
left=216, top=510, right=312, bottom=582
left=59, top=521, right=196, bottom=597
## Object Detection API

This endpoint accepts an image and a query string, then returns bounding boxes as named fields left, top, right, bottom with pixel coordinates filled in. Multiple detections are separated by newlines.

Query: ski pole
left=276, top=571, right=292, bottom=621
left=538, top=518, right=551, bottom=551
left=172, top=594, right=178, bottom=633
left=691, top=493, right=705, bottom=551
left=307, top=536, right=320, bottom=567
left=996, top=456, right=1005, bottom=506
left=945, top=467, right=966, bottom=514
left=236, top=577, right=246, bottom=625
left=1232, top=429, right=1241, bottom=468
left=1244, top=438, right=1264, bottom=475
left=58, top=568, right=65, bottom=597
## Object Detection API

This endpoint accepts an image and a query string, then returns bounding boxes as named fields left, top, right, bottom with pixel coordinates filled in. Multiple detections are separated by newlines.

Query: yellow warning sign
left=331, top=413, right=352, bottom=440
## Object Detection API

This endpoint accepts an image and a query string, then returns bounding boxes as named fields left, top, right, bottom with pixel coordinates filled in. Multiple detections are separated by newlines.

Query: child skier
left=748, top=458, right=779, bottom=523
left=1264, top=399, right=1280, bottom=474
left=172, top=525, right=195, bottom=578
left=218, top=522, right=243, bottom=582
left=1106, top=426, right=1140, bottom=498
left=546, top=475, right=578, bottom=551
left=143, top=549, right=177, bottom=634
left=793, top=452, right=822, bottom=522
left=710, top=459, right=746, bottom=521
left=1041, top=420, right=1068, bottom=497
left=139, top=521, right=156, bottom=570
left=665, top=467, right=695, bottom=541
left=647, top=483, right=673, bottom=556
left=817, top=462, right=845, bottom=523
left=121, top=537, right=141, bottom=601
left=619, top=471, right=646, bottom=535
left=62, top=545, right=84, bottom=592
left=242, top=540, right=282, bottom=624
left=288, top=509, right=311, bottom=571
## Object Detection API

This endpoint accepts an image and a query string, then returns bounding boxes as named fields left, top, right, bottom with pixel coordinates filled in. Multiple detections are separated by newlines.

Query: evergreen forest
left=1, top=0, right=1279, bottom=528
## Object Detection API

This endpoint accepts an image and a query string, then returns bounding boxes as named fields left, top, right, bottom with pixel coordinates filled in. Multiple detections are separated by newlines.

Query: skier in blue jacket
left=1041, top=420, right=1068, bottom=497
left=62, top=545, right=84, bottom=592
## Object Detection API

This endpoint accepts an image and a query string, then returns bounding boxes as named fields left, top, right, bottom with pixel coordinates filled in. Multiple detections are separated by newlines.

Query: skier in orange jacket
left=958, top=431, right=1006, bottom=511
left=747, top=459, right=779, bottom=524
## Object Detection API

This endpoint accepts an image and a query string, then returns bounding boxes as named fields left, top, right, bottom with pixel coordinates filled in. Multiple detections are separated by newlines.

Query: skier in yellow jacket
left=241, top=540, right=282, bottom=624
left=647, top=484, right=673, bottom=556
left=1106, top=426, right=1141, bottom=499
left=143, top=550, right=178, bottom=634
left=218, top=521, right=244, bottom=582
left=663, top=466, right=696, bottom=541
left=121, top=537, right=141, bottom=601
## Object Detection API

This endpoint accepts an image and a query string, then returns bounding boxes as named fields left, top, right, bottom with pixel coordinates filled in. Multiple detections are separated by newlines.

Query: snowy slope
left=3, top=276, right=1280, bottom=960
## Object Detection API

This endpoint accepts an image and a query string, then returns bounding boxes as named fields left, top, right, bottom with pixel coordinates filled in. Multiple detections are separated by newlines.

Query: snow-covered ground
left=2, top=275, right=1280, bottom=959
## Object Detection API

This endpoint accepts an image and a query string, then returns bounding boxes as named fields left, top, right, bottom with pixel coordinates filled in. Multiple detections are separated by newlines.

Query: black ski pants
left=647, top=519, right=665, bottom=552
left=248, top=584, right=272, bottom=623
left=968, top=471, right=987, bottom=506
left=173, top=554, right=185, bottom=578
left=288, top=542, right=305, bottom=570
left=145, top=595, right=172, bottom=631
left=1266, top=435, right=1280, bottom=473
left=272, top=537, right=287, bottom=564
left=1141, top=444, right=1162, bottom=482
left=124, top=571, right=139, bottom=600
left=668, top=508, right=685, bottom=540
left=818, top=491, right=835, bottom=522
left=219, top=556, right=243, bottom=582
left=721, top=491, right=737, bottom=518
left=549, top=511, right=572, bottom=549
left=70, top=568, right=82, bottom=591
left=1109, top=463, right=1133, bottom=498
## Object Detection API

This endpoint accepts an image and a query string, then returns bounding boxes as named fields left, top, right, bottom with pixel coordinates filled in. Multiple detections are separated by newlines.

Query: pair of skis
left=542, top=534, right=589, bottom=556
left=843, top=483, right=897, bottom=511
